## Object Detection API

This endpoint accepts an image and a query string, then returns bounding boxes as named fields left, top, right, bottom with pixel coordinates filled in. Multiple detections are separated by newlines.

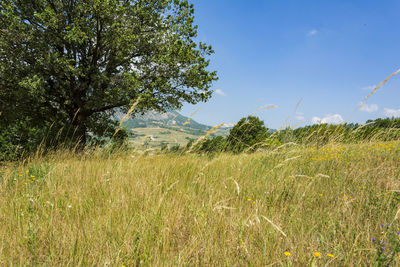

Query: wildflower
left=247, top=198, right=251, bottom=201
left=284, top=251, right=291, bottom=256
left=327, top=253, right=335, bottom=258
left=30, top=175, right=35, bottom=178
left=314, top=252, right=321, bottom=257
left=371, top=238, right=376, bottom=242
left=25, top=170, right=29, bottom=173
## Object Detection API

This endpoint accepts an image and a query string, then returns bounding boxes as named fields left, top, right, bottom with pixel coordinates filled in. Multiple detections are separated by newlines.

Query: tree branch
left=88, top=101, right=130, bottom=114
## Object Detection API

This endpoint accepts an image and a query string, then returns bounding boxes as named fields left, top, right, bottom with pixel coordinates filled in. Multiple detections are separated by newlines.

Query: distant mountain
left=122, top=110, right=230, bottom=137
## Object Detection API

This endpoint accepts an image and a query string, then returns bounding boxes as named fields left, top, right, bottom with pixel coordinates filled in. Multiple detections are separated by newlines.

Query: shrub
left=197, top=136, right=226, bottom=153
left=109, top=127, right=130, bottom=151
left=226, top=116, right=270, bottom=153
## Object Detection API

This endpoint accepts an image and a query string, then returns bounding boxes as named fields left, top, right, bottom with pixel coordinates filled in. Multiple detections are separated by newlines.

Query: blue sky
left=180, top=0, right=400, bottom=129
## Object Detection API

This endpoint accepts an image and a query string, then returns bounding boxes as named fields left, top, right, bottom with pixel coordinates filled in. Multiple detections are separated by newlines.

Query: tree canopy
left=0, top=0, right=217, bottom=150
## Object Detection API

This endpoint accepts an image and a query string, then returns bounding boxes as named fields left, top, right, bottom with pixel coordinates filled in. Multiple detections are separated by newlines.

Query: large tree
left=0, top=0, right=217, bottom=147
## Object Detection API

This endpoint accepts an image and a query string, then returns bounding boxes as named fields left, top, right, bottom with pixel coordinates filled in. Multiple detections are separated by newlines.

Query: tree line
left=189, top=116, right=400, bottom=154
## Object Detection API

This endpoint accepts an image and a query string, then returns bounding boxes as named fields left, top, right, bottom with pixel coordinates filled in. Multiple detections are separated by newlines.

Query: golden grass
left=1, top=141, right=400, bottom=265
left=2, top=68, right=399, bottom=266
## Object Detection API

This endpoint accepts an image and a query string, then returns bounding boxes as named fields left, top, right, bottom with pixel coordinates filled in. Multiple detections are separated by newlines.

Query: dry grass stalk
left=112, top=97, right=141, bottom=138
left=187, top=123, right=226, bottom=152
left=261, top=216, right=287, bottom=237
left=182, top=107, right=201, bottom=126
left=364, top=69, right=400, bottom=100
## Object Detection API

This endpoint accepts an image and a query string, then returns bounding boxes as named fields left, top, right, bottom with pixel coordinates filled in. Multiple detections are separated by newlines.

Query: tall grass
left=1, top=69, right=400, bottom=265
left=1, top=140, right=400, bottom=265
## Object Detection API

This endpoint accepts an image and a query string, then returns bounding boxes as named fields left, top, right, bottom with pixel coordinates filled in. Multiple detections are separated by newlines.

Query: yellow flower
left=314, top=252, right=321, bottom=257
left=247, top=198, right=251, bottom=201
left=284, top=251, right=291, bottom=256
left=327, top=253, right=335, bottom=258
left=25, top=170, right=29, bottom=173
left=30, top=175, right=35, bottom=178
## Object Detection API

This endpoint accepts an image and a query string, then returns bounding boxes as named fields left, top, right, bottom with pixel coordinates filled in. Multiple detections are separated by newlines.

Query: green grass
left=1, top=141, right=400, bottom=265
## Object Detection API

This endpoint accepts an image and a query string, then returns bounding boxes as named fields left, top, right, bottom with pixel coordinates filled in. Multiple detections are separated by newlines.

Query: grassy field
left=130, top=127, right=200, bottom=148
left=130, top=127, right=229, bottom=149
left=1, top=141, right=400, bottom=265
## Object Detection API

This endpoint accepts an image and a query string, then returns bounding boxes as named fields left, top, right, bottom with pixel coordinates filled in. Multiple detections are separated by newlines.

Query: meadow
left=1, top=140, right=400, bottom=265
left=129, top=127, right=230, bottom=149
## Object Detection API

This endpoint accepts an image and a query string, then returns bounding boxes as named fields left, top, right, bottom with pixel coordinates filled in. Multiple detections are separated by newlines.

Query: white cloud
left=312, top=114, right=344, bottom=124
left=384, top=108, right=400, bottom=117
left=308, top=29, right=318, bottom=36
left=215, top=89, right=226, bottom=96
left=358, top=102, right=378, bottom=113
left=296, top=115, right=305, bottom=121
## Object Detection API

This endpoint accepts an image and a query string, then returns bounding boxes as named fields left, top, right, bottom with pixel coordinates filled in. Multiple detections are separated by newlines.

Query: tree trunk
left=71, top=113, right=87, bottom=150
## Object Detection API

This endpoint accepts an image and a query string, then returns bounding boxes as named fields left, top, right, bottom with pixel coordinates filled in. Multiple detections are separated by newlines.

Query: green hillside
left=122, top=110, right=230, bottom=148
